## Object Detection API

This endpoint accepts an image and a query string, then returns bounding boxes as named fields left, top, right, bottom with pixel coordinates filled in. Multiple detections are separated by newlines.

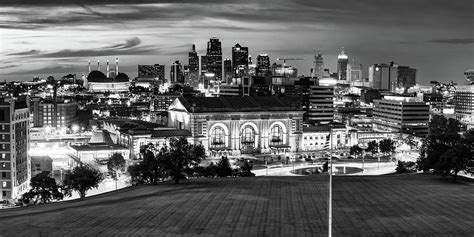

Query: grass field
left=0, top=175, right=473, bottom=236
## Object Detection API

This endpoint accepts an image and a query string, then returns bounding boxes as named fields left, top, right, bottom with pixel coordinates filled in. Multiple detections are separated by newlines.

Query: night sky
left=1, top=0, right=473, bottom=85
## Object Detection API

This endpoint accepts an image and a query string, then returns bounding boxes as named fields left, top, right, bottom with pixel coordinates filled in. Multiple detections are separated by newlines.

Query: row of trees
left=128, top=138, right=255, bottom=185
left=20, top=165, right=103, bottom=205
left=349, top=138, right=396, bottom=158
left=416, top=115, right=473, bottom=182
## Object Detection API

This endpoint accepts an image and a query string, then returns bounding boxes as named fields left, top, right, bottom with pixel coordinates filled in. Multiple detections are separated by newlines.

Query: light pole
left=328, top=127, right=333, bottom=237
left=359, top=144, right=368, bottom=173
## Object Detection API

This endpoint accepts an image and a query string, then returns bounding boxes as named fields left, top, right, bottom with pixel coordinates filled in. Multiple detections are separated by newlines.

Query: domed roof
left=115, top=72, right=130, bottom=82
left=338, top=47, right=348, bottom=60
left=87, top=70, right=107, bottom=82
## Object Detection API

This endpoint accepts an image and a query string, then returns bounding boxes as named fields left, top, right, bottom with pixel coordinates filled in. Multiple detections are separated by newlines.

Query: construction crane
left=276, top=58, right=304, bottom=67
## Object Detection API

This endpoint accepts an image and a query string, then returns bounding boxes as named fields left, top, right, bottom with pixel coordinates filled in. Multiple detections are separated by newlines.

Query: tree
left=128, top=145, right=165, bottom=185
left=366, top=140, right=379, bottom=156
left=20, top=171, right=63, bottom=205
left=395, top=161, right=416, bottom=174
left=216, top=156, right=233, bottom=177
left=160, top=137, right=206, bottom=184
left=107, top=153, right=126, bottom=189
left=379, top=139, right=396, bottom=155
left=349, top=145, right=363, bottom=159
left=234, top=160, right=255, bottom=177
left=62, top=165, right=104, bottom=198
left=416, top=115, right=473, bottom=182
left=128, top=137, right=205, bottom=184
left=433, top=144, right=471, bottom=182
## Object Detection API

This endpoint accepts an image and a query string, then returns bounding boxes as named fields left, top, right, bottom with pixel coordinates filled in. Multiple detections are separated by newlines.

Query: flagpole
left=329, top=127, right=333, bottom=237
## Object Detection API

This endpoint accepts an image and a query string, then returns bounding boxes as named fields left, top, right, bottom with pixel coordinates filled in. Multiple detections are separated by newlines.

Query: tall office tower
left=307, top=85, right=334, bottom=124
left=188, top=44, right=199, bottom=86
left=368, top=62, right=398, bottom=91
left=232, top=43, right=249, bottom=75
left=0, top=97, right=30, bottom=202
left=206, top=37, right=223, bottom=81
left=347, top=59, right=363, bottom=83
left=454, top=84, right=474, bottom=129
left=138, top=64, right=165, bottom=81
left=396, top=66, right=417, bottom=90
left=223, top=58, right=233, bottom=83
left=256, top=54, right=270, bottom=77
left=170, top=60, right=184, bottom=84
left=313, top=53, right=324, bottom=78
left=337, top=48, right=349, bottom=81
left=373, top=96, right=430, bottom=137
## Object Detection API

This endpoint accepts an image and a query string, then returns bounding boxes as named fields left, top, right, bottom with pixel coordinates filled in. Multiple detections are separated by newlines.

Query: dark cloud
left=428, top=38, right=474, bottom=45
left=7, top=49, right=41, bottom=56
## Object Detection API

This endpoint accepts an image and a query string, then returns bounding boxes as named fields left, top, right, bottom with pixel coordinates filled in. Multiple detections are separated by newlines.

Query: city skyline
left=1, top=0, right=473, bottom=85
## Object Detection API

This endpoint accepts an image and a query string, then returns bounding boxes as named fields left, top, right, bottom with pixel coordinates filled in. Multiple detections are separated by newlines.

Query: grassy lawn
left=0, top=175, right=473, bottom=236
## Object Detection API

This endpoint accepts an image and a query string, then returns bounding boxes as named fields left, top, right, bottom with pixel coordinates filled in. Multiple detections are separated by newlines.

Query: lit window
left=2, top=181, right=6, bottom=188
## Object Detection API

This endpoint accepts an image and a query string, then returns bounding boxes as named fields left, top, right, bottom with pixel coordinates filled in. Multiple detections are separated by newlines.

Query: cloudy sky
left=0, top=0, right=473, bottom=85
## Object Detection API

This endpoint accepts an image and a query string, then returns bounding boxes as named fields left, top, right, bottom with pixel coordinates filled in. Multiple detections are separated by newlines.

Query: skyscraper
left=0, top=97, right=30, bottom=202
left=206, top=37, right=223, bottom=81
left=170, top=60, right=184, bottom=84
left=232, top=43, right=249, bottom=75
left=307, top=85, right=334, bottom=124
left=337, top=48, right=348, bottom=81
left=188, top=44, right=199, bottom=87
left=223, top=58, right=233, bottom=83
left=257, top=54, right=270, bottom=77
left=313, top=53, right=324, bottom=78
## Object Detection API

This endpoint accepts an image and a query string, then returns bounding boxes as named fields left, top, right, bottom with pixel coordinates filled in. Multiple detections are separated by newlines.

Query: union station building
left=168, top=96, right=304, bottom=157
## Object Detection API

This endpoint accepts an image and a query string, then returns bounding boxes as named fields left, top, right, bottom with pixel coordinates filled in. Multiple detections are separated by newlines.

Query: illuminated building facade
left=223, top=58, right=233, bottom=83
left=307, top=85, right=334, bottom=124
left=31, top=98, right=78, bottom=129
left=347, top=59, right=363, bottom=83
left=168, top=97, right=304, bottom=157
left=373, top=96, right=429, bottom=137
left=0, top=97, right=30, bottom=202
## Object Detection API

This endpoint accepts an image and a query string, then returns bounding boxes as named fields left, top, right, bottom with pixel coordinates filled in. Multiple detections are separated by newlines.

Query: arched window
left=241, top=125, right=255, bottom=144
left=211, top=127, right=225, bottom=148
left=270, top=125, right=283, bottom=145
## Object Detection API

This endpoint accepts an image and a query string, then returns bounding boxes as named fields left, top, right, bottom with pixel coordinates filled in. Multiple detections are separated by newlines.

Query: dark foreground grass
left=0, top=175, right=473, bottom=236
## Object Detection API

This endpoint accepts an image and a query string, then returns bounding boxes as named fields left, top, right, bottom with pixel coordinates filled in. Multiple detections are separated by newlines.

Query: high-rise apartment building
left=307, top=85, right=334, bottom=124
left=368, top=62, right=398, bottom=91
left=232, top=43, right=249, bottom=74
left=206, top=37, right=222, bottom=81
left=170, top=60, right=184, bottom=84
left=313, top=53, right=324, bottom=78
left=0, top=97, right=30, bottom=202
left=373, top=96, right=430, bottom=137
left=337, top=48, right=348, bottom=81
